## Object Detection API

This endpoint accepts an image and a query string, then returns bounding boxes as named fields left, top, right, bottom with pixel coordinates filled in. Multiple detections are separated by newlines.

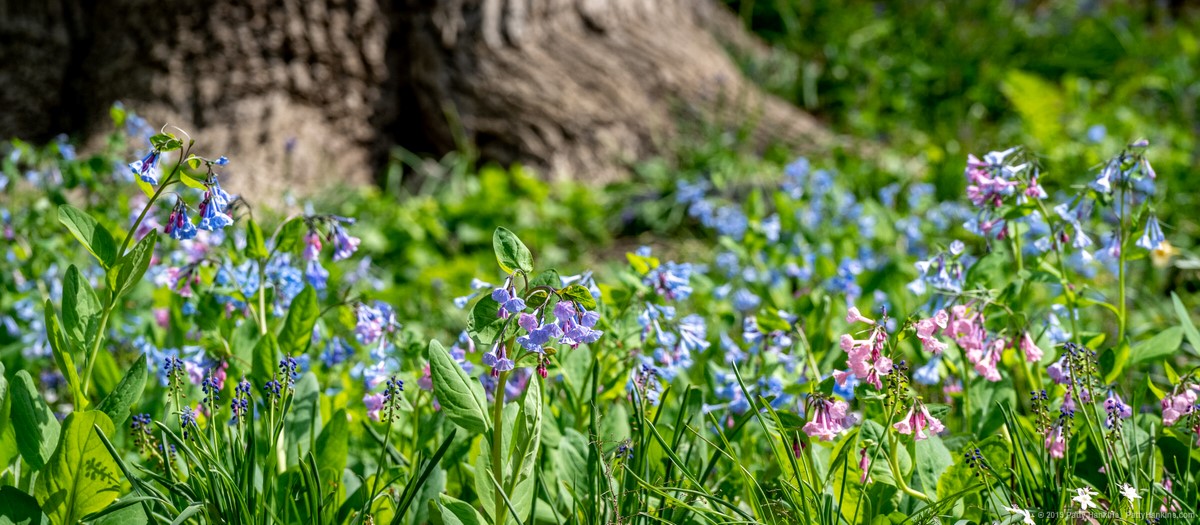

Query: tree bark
left=0, top=0, right=837, bottom=196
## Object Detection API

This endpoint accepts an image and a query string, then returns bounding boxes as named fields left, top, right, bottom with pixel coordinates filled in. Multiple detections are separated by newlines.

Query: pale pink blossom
left=1044, top=423, right=1067, bottom=458
left=858, top=447, right=872, bottom=484
left=803, top=398, right=853, bottom=442
left=846, top=306, right=875, bottom=325
left=893, top=402, right=945, bottom=440
left=1019, top=332, right=1043, bottom=363
left=1161, top=385, right=1199, bottom=426
left=364, top=393, right=386, bottom=421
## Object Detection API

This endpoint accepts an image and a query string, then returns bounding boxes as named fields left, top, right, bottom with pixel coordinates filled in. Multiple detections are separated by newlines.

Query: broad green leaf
left=558, top=284, right=596, bottom=310
left=493, top=227, right=533, bottom=274
left=528, top=269, right=560, bottom=289
left=286, top=372, right=321, bottom=465
left=251, top=333, right=280, bottom=387
left=58, top=205, right=117, bottom=268
left=428, top=339, right=489, bottom=434
left=278, top=285, right=319, bottom=356
left=913, top=436, right=953, bottom=500
left=0, top=486, right=50, bottom=525
left=274, top=217, right=309, bottom=254
left=315, top=409, right=349, bottom=486
left=11, top=370, right=61, bottom=470
left=0, top=371, right=17, bottom=469
left=245, top=219, right=268, bottom=260
left=1128, top=326, right=1183, bottom=366
left=436, top=494, right=485, bottom=525
left=34, top=411, right=123, bottom=525
left=43, top=304, right=85, bottom=410
left=556, top=428, right=591, bottom=503
left=95, top=354, right=147, bottom=426
left=1172, top=292, right=1200, bottom=356
left=114, top=233, right=157, bottom=299
left=467, top=295, right=506, bottom=345
left=62, top=266, right=102, bottom=354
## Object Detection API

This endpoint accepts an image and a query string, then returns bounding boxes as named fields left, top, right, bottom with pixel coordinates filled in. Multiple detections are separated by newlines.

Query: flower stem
left=81, top=146, right=188, bottom=397
left=491, top=369, right=509, bottom=524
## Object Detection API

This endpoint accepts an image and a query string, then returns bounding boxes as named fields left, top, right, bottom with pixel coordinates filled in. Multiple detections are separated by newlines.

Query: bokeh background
left=2, top=0, right=1198, bottom=300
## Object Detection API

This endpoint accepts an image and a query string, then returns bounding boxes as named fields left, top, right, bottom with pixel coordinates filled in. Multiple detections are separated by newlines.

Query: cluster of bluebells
left=351, top=301, right=400, bottom=390
left=149, top=159, right=235, bottom=241
left=633, top=247, right=708, bottom=381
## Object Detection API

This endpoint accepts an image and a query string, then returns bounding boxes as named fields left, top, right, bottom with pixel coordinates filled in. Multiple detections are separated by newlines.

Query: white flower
left=1072, top=487, right=1098, bottom=511
left=1004, top=505, right=1035, bottom=525
left=1120, top=483, right=1141, bottom=501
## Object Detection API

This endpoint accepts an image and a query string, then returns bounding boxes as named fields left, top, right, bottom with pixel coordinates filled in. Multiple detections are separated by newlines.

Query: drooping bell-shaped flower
left=892, top=402, right=945, bottom=441
left=1136, top=215, right=1165, bottom=252
left=129, top=149, right=162, bottom=185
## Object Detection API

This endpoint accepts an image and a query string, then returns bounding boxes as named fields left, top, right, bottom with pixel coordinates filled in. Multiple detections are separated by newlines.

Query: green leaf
left=114, top=233, right=157, bottom=299
left=11, top=370, right=61, bottom=470
left=251, top=333, right=280, bottom=387
left=149, top=133, right=182, bottom=152
left=62, top=266, right=103, bottom=355
left=245, top=219, right=269, bottom=260
left=315, top=409, right=349, bottom=487
left=435, top=495, right=486, bottom=525
left=625, top=252, right=659, bottom=275
left=58, top=205, right=117, bottom=268
left=467, top=295, right=506, bottom=345
left=34, top=411, right=123, bottom=525
left=1128, top=326, right=1183, bottom=366
left=1172, top=292, right=1200, bottom=356
left=43, top=304, right=85, bottom=411
left=0, top=370, right=18, bottom=469
left=558, top=285, right=596, bottom=310
left=913, top=436, right=953, bottom=500
left=0, top=486, right=50, bottom=525
left=428, top=339, right=489, bottom=434
left=556, top=428, right=591, bottom=503
left=493, top=227, right=533, bottom=274
left=286, top=372, right=321, bottom=465
left=95, top=354, right=147, bottom=426
left=278, top=285, right=319, bottom=356
left=274, top=217, right=309, bottom=254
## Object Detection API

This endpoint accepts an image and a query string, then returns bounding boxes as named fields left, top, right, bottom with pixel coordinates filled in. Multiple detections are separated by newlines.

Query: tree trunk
left=0, top=0, right=837, bottom=196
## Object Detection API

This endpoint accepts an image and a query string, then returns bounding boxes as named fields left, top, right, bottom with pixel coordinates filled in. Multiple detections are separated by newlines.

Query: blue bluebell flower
left=644, top=261, right=694, bottom=301
left=1087, top=124, right=1106, bottom=143
left=305, top=259, right=329, bottom=290
left=714, top=205, right=748, bottom=241
left=676, top=179, right=710, bottom=204
left=329, top=221, right=360, bottom=261
left=1136, top=215, right=1165, bottom=251
left=914, top=355, right=941, bottom=386
left=677, top=314, right=709, bottom=353
left=719, top=332, right=745, bottom=365
left=128, top=149, right=162, bottom=185
left=731, top=288, right=761, bottom=313
left=491, top=288, right=526, bottom=315
left=165, top=200, right=198, bottom=241
left=321, top=336, right=351, bottom=368
left=481, top=344, right=515, bottom=373
left=516, top=313, right=563, bottom=352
